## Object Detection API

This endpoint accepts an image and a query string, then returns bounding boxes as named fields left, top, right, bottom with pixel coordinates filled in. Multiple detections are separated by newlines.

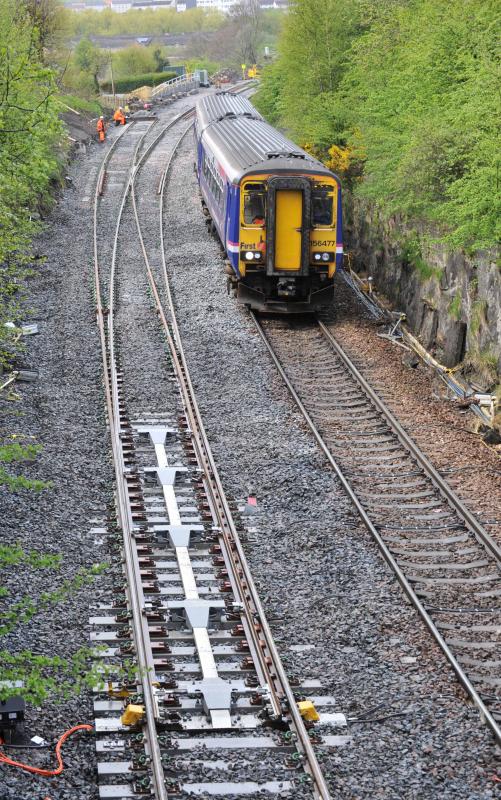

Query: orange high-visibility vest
left=97, top=118, right=105, bottom=141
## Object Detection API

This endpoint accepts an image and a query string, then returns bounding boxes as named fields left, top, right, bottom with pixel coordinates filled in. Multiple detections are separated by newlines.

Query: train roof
left=196, top=92, right=263, bottom=129
left=196, top=93, right=334, bottom=184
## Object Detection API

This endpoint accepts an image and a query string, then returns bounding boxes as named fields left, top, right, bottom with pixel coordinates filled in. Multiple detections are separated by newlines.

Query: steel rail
left=133, top=123, right=283, bottom=712
left=129, top=119, right=332, bottom=799
left=138, top=127, right=284, bottom=717
left=318, top=319, right=501, bottom=563
left=91, top=97, right=244, bottom=799
left=251, top=312, right=501, bottom=747
left=94, top=119, right=170, bottom=800
left=93, top=122, right=133, bottom=423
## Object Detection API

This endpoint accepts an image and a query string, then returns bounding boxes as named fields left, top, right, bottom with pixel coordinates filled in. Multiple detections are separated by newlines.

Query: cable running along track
left=251, top=313, right=501, bottom=746
left=92, top=99, right=331, bottom=799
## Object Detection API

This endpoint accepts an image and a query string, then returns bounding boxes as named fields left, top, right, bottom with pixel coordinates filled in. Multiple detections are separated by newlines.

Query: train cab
left=195, top=93, right=343, bottom=313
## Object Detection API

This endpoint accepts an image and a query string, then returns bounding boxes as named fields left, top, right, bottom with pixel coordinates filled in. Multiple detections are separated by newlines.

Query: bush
left=256, top=0, right=500, bottom=250
left=111, top=44, right=168, bottom=79
left=100, top=71, right=176, bottom=94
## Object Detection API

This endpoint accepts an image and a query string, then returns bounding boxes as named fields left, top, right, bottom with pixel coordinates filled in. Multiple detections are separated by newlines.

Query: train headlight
left=321, top=252, right=330, bottom=261
left=245, top=251, right=254, bottom=261
left=253, top=252, right=261, bottom=260
left=314, top=253, right=321, bottom=261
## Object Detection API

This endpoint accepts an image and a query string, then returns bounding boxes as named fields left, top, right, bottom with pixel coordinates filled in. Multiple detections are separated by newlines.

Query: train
left=194, top=93, right=343, bottom=313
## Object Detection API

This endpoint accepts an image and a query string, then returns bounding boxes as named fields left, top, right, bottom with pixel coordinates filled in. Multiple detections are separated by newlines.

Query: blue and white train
left=194, top=93, right=343, bottom=313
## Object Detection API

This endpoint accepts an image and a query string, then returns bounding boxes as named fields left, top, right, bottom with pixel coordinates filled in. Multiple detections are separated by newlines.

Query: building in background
left=195, top=0, right=238, bottom=11
left=63, top=0, right=176, bottom=9
left=64, top=0, right=287, bottom=10
left=259, top=0, right=288, bottom=7
left=196, top=0, right=287, bottom=10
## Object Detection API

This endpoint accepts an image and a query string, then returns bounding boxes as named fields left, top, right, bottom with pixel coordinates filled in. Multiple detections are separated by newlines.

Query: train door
left=266, top=177, right=311, bottom=276
left=274, top=190, right=303, bottom=270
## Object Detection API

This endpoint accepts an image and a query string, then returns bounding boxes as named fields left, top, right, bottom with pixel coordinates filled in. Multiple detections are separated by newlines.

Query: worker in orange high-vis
left=96, top=116, right=106, bottom=142
left=113, top=107, right=126, bottom=126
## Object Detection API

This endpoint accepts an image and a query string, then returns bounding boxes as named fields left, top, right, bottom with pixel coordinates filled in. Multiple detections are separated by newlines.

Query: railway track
left=90, top=101, right=332, bottom=798
left=251, top=313, right=501, bottom=747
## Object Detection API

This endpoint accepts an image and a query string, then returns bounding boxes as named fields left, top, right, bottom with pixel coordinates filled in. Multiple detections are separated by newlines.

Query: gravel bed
left=1, top=92, right=499, bottom=799
left=0, top=127, right=114, bottom=800
left=156, top=134, right=499, bottom=798
left=0, top=98, right=195, bottom=800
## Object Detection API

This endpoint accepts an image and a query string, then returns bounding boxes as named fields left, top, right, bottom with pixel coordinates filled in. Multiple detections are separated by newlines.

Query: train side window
left=243, top=191, right=266, bottom=226
left=312, top=189, right=333, bottom=227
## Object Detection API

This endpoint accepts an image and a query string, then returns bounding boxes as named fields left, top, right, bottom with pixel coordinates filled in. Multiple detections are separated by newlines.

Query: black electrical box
left=0, top=694, right=25, bottom=731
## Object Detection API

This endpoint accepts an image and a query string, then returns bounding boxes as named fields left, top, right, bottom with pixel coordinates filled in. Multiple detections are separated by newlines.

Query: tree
left=73, top=36, right=106, bottom=92
left=23, top=0, right=68, bottom=52
left=255, top=0, right=501, bottom=248
left=229, top=0, right=262, bottom=66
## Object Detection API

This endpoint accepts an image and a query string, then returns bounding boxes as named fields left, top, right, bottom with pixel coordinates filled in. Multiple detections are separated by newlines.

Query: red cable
left=0, top=724, right=93, bottom=776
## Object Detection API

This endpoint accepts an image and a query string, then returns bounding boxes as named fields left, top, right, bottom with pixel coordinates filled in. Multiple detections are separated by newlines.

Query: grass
left=56, top=93, right=103, bottom=116
left=462, top=347, right=499, bottom=390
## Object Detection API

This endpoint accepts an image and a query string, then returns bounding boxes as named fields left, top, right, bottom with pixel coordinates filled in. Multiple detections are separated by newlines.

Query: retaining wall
left=347, top=199, right=501, bottom=389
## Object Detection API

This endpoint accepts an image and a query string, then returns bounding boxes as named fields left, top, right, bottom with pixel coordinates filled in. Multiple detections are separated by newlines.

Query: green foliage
left=0, top=562, right=107, bottom=636
left=0, top=648, right=114, bottom=705
left=256, top=0, right=501, bottom=249
left=185, top=57, right=220, bottom=76
left=470, top=298, right=487, bottom=337
left=253, top=61, right=284, bottom=127
left=258, top=0, right=359, bottom=148
left=111, top=44, right=169, bottom=80
left=462, top=345, right=498, bottom=388
left=66, top=7, right=224, bottom=37
left=70, top=36, right=106, bottom=94
left=0, top=441, right=50, bottom=491
left=400, top=234, right=441, bottom=282
left=0, top=543, right=61, bottom=570
left=448, top=290, right=462, bottom=321
left=0, top=2, right=114, bottom=711
left=0, top=537, right=110, bottom=704
left=100, top=71, right=176, bottom=94
left=0, top=0, right=64, bottom=365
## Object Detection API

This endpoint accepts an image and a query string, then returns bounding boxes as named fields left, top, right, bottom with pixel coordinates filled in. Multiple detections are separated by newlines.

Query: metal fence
left=100, top=73, right=200, bottom=109
left=151, top=72, right=199, bottom=100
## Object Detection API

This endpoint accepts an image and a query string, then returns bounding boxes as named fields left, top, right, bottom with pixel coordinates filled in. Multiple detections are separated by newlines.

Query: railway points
left=91, top=91, right=332, bottom=799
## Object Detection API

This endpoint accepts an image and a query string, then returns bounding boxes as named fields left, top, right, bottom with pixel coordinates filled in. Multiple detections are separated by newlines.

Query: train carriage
left=195, top=93, right=343, bottom=313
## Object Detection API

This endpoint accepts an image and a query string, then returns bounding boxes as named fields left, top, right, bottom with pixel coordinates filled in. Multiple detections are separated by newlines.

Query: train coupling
left=277, top=278, right=297, bottom=297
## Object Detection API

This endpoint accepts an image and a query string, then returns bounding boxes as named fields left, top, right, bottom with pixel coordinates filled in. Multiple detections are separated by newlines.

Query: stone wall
left=347, top=199, right=501, bottom=389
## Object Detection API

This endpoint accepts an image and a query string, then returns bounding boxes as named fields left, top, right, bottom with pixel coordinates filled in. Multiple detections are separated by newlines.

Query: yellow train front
left=195, top=93, right=343, bottom=313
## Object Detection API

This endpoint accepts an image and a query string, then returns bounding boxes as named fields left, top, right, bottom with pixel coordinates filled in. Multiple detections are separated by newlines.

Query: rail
left=251, top=311, right=501, bottom=747
left=93, top=118, right=174, bottom=800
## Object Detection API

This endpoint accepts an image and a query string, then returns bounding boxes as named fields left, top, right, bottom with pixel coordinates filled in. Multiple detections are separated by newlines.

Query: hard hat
left=100, top=115, right=104, bottom=119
